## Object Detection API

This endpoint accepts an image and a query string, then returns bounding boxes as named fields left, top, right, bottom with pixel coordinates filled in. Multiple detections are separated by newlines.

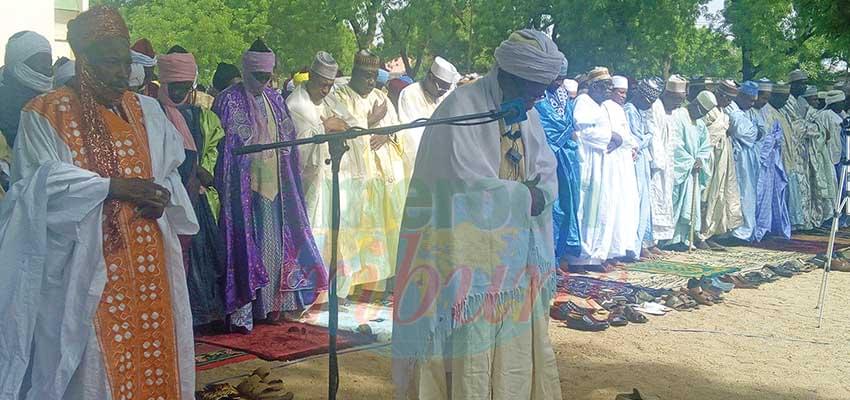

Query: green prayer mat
left=621, top=260, right=739, bottom=278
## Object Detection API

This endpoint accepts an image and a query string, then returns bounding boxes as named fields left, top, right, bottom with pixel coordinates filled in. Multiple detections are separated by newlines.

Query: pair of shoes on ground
left=196, top=367, right=294, bottom=400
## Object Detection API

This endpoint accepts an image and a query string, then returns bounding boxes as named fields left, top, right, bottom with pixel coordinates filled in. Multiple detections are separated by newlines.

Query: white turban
left=4, top=31, right=52, bottom=93
left=431, top=56, right=460, bottom=84
left=128, top=63, right=145, bottom=88
left=696, top=90, right=717, bottom=112
left=130, top=50, right=157, bottom=67
left=826, top=90, right=846, bottom=106
left=494, top=29, right=564, bottom=85
left=563, top=79, right=578, bottom=93
left=52, top=60, right=75, bottom=88
left=612, top=75, right=628, bottom=90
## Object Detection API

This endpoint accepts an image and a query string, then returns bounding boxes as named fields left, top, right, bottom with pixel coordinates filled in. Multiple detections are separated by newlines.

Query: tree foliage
left=94, top=0, right=844, bottom=86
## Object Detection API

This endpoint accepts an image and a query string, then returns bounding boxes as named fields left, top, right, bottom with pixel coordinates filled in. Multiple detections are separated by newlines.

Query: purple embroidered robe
left=212, top=83, right=327, bottom=313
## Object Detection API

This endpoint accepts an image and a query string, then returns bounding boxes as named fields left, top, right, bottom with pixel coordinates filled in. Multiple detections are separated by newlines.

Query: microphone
left=500, top=98, right=529, bottom=125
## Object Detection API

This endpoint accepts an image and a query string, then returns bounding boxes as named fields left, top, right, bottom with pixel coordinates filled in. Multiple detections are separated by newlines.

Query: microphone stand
left=234, top=109, right=510, bottom=400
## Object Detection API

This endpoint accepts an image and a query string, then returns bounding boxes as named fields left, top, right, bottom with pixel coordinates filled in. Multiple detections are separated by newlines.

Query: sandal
left=687, top=287, right=714, bottom=306
left=196, top=383, right=241, bottom=400
left=637, top=301, right=671, bottom=316
left=607, top=305, right=629, bottom=327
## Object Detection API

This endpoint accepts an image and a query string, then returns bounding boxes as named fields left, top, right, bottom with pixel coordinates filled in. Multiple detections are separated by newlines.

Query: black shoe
left=565, top=315, right=609, bottom=331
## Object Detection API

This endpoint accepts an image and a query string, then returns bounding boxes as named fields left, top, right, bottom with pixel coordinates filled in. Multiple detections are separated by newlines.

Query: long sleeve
left=200, top=109, right=225, bottom=174
left=727, top=108, right=758, bottom=149
left=573, top=95, right=611, bottom=151
left=625, top=104, right=653, bottom=153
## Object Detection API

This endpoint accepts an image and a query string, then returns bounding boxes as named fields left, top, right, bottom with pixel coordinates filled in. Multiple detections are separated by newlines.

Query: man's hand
left=109, top=177, right=170, bottom=220
left=523, top=175, right=545, bottom=217
left=693, top=159, right=702, bottom=173
left=197, top=167, right=215, bottom=188
left=322, top=116, right=349, bottom=133
left=607, top=133, right=623, bottom=153
left=367, top=101, right=388, bottom=128
left=370, top=134, right=389, bottom=151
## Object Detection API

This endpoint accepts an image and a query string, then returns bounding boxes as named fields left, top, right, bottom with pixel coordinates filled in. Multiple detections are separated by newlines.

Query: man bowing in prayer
left=392, top=28, right=562, bottom=400
left=213, top=38, right=327, bottom=332
left=625, top=79, right=664, bottom=258
left=1, top=6, right=198, bottom=399
left=668, top=91, right=714, bottom=249
left=324, top=50, right=408, bottom=301
left=535, top=56, right=581, bottom=268
left=397, top=56, right=460, bottom=160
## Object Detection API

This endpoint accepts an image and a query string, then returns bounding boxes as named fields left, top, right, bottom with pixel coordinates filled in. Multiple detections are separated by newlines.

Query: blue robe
left=754, top=106, right=792, bottom=240
left=536, top=90, right=581, bottom=259
left=624, top=103, right=654, bottom=250
left=726, top=103, right=759, bottom=241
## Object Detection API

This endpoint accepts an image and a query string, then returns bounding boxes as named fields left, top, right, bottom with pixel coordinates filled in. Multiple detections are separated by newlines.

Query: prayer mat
left=620, top=259, right=738, bottom=278
left=555, top=275, right=666, bottom=301
left=194, top=342, right=256, bottom=371
left=195, top=321, right=374, bottom=361
left=750, top=236, right=850, bottom=254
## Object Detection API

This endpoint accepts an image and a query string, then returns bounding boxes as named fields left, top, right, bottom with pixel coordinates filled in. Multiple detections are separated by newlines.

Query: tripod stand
left=816, top=116, right=850, bottom=328
left=234, top=107, right=516, bottom=399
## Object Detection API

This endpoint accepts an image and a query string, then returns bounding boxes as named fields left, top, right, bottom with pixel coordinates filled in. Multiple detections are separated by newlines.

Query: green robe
left=199, top=108, right=225, bottom=220
left=669, top=110, right=712, bottom=245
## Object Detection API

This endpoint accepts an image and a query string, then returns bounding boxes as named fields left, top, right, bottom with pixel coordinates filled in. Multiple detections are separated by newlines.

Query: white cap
left=612, top=75, right=628, bottom=90
left=563, top=79, right=578, bottom=92
left=431, top=56, right=460, bottom=84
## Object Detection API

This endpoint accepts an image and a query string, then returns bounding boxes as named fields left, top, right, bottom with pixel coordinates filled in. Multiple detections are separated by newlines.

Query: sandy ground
left=197, top=270, right=850, bottom=399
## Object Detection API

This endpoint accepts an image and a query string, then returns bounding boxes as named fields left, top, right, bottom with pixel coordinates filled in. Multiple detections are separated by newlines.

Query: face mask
left=11, top=63, right=52, bottom=93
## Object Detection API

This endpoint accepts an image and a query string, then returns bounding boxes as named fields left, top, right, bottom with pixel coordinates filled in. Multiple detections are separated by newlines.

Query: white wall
left=0, top=0, right=56, bottom=65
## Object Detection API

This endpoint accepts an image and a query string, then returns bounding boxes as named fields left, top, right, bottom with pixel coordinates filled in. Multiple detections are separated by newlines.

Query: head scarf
left=130, top=49, right=156, bottom=68
left=310, top=51, right=338, bottom=80
left=696, top=90, right=718, bottom=113
left=131, top=38, right=156, bottom=58
left=494, top=29, right=564, bottom=84
left=400, top=75, right=414, bottom=85
left=431, top=56, right=460, bottom=84
left=241, top=45, right=276, bottom=146
left=128, top=63, right=145, bottom=88
left=213, top=62, right=241, bottom=92
left=67, top=5, right=131, bottom=250
left=740, top=81, right=759, bottom=97
left=53, top=59, right=76, bottom=88
left=612, top=75, right=628, bottom=90
left=293, top=72, right=309, bottom=85
left=4, top=31, right=52, bottom=92
left=157, top=52, right=198, bottom=150
left=637, top=78, right=662, bottom=102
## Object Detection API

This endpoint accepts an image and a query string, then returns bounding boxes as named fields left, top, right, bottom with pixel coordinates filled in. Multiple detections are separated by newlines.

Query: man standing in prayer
left=601, top=75, right=640, bottom=261
left=285, top=51, right=360, bottom=297
left=800, top=85, right=837, bottom=227
left=322, top=49, right=408, bottom=300
left=568, top=67, right=617, bottom=270
left=771, top=82, right=810, bottom=229
left=652, top=75, right=689, bottom=246
left=721, top=80, right=760, bottom=242
left=393, top=28, right=562, bottom=400
left=701, top=84, right=742, bottom=248
left=397, top=56, right=460, bottom=160
left=157, top=46, right=228, bottom=326
left=213, top=39, right=327, bottom=332
left=625, top=79, right=664, bottom=258
left=1, top=6, right=198, bottom=398
left=754, top=80, right=792, bottom=240
left=131, top=38, right=159, bottom=97
left=535, top=56, right=581, bottom=266
left=789, top=69, right=810, bottom=119
left=667, top=90, right=714, bottom=249
left=0, top=31, right=53, bottom=147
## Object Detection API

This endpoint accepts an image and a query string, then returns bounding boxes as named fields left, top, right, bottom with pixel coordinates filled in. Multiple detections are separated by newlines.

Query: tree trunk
left=741, top=46, right=755, bottom=81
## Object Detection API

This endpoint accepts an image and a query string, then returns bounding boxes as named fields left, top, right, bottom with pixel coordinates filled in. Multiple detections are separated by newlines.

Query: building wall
left=0, top=0, right=88, bottom=65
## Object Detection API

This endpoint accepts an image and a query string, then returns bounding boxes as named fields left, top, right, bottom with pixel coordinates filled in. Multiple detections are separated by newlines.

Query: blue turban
left=400, top=75, right=414, bottom=84
left=741, top=81, right=759, bottom=97
left=377, top=68, right=390, bottom=85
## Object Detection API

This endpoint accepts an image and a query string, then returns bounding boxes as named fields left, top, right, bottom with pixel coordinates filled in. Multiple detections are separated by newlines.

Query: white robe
left=392, top=70, right=560, bottom=400
left=396, top=82, right=448, bottom=162
left=601, top=100, right=640, bottom=258
left=649, top=100, right=676, bottom=241
left=568, top=94, right=612, bottom=265
left=2, top=95, right=198, bottom=400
